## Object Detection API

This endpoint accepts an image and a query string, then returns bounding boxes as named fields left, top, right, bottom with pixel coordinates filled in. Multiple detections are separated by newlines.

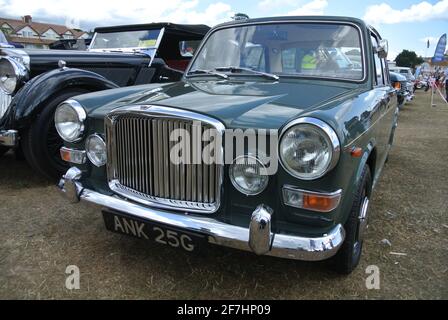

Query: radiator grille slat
left=0, top=91, right=12, bottom=119
left=109, top=114, right=221, bottom=213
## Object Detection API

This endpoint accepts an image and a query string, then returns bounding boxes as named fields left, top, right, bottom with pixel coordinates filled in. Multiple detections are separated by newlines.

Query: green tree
left=395, top=50, right=424, bottom=69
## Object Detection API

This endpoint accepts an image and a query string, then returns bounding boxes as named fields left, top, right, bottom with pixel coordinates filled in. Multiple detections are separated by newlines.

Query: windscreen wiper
left=214, top=66, right=279, bottom=81
left=187, top=69, right=229, bottom=79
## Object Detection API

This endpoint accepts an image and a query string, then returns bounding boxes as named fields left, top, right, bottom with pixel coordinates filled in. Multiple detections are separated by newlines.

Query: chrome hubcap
left=357, top=197, right=370, bottom=242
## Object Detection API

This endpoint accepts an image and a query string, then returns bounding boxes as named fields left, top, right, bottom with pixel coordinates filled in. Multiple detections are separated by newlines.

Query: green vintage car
left=56, top=16, right=398, bottom=274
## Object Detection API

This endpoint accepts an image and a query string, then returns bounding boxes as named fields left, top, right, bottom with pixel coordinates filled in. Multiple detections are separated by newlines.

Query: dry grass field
left=0, top=90, right=447, bottom=299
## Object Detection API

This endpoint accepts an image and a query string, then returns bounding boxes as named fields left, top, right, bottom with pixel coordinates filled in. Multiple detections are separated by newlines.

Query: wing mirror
left=376, top=39, right=388, bottom=59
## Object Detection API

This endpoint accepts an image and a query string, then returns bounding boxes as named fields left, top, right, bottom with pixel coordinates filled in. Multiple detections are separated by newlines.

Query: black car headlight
left=0, top=56, right=28, bottom=94
left=279, top=118, right=340, bottom=180
left=54, top=100, right=87, bottom=142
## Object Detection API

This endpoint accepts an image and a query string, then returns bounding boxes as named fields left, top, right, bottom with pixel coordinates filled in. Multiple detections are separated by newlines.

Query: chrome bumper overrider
left=0, top=130, right=18, bottom=147
left=58, top=167, right=345, bottom=261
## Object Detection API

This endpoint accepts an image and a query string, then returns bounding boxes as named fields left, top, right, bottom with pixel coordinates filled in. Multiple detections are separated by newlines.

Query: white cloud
left=0, top=0, right=234, bottom=30
left=287, top=0, right=328, bottom=16
left=364, top=0, right=448, bottom=25
left=164, top=2, right=234, bottom=26
left=258, top=0, right=302, bottom=10
left=387, top=49, right=399, bottom=61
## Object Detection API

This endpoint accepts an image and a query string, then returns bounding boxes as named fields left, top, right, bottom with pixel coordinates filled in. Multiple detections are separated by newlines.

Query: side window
left=371, top=35, right=384, bottom=86
left=179, top=40, right=201, bottom=58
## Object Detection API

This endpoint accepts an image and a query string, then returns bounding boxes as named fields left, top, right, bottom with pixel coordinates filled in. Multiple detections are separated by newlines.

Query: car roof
left=389, top=72, right=407, bottom=80
left=94, top=23, right=211, bottom=36
left=213, top=15, right=367, bottom=29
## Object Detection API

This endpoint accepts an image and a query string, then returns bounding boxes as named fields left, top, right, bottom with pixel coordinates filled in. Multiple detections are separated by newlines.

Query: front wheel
left=0, top=146, right=9, bottom=158
left=22, top=89, right=89, bottom=180
left=331, top=165, right=372, bottom=274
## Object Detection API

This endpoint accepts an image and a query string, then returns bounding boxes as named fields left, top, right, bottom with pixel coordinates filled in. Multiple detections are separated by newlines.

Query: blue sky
left=219, top=0, right=448, bottom=59
left=1, top=0, right=447, bottom=60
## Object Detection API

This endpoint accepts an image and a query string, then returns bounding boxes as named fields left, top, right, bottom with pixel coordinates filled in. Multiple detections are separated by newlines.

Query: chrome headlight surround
left=0, top=56, right=29, bottom=94
left=54, top=100, right=87, bottom=142
left=279, top=117, right=340, bottom=180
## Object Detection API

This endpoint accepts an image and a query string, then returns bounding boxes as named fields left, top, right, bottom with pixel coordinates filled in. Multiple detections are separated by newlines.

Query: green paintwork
left=64, top=16, right=398, bottom=237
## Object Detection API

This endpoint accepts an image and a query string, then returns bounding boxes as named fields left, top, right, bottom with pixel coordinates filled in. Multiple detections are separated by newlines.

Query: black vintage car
left=0, top=22, right=209, bottom=179
left=49, top=38, right=92, bottom=50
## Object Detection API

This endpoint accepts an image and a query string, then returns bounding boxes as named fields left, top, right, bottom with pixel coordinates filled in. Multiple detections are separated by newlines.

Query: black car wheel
left=0, top=146, right=9, bottom=158
left=22, top=89, right=89, bottom=180
left=331, top=165, right=372, bottom=274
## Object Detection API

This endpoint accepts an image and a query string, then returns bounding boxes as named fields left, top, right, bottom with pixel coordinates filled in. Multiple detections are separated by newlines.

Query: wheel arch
left=355, top=141, right=376, bottom=196
left=3, top=68, right=119, bottom=130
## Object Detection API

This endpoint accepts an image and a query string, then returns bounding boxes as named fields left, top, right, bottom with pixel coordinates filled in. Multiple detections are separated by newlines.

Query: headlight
left=229, top=155, right=269, bottom=195
left=0, top=56, right=28, bottom=94
left=86, top=134, right=107, bottom=167
left=54, top=100, right=86, bottom=142
left=279, top=118, right=340, bottom=180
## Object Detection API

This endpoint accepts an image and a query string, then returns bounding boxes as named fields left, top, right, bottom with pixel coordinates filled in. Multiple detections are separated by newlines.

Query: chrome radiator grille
left=106, top=106, right=224, bottom=213
left=0, top=91, right=12, bottom=119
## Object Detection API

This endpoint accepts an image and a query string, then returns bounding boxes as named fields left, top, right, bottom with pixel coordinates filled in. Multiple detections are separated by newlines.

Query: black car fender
left=1, top=67, right=119, bottom=130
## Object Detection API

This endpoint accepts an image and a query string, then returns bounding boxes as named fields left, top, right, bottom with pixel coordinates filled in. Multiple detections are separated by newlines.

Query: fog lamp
left=85, top=134, right=107, bottom=167
left=230, top=155, right=269, bottom=195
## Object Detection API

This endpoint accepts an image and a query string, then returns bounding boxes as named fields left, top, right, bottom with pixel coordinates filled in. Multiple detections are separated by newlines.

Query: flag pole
left=429, top=34, right=447, bottom=107
left=431, top=84, right=435, bottom=107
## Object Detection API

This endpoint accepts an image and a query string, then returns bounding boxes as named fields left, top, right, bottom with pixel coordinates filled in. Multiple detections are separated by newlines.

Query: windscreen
left=190, top=23, right=364, bottom=80
left=90, top=29, right=161, bottom=50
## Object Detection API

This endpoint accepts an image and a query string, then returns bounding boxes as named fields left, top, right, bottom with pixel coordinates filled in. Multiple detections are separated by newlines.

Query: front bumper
left=0, top=130, right=18, bottom=147
left=58, top=167, right=345, bottom=261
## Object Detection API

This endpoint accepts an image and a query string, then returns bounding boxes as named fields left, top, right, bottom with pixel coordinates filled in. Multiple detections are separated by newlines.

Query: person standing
left=301, top=50, right=318, bottom=72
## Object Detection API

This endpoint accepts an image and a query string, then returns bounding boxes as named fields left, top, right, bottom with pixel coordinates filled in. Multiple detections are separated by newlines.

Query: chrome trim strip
left=105, top=105, right=225, bottom=214
left=279, top=117, right=341, bottom=180
left=283, top=185, right=343, bottom=197
left=186, top=19, right=367, bottom=83
left=343, top=101, right=396, bottom=149
left=58, top=171, right=345, bottom=261
left=87, top=32, right=97, bottom=51
left=151, top=27, right=165, bottom=66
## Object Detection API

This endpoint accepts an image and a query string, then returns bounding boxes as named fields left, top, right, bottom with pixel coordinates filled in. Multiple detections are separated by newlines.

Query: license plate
left=102, top=210, right=206, bottom=252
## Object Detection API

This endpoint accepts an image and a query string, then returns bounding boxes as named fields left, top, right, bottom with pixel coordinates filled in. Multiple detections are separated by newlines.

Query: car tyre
left=0, top=146, right=9, bottom=158
left=21, top=89, right=89, bottom=180
left=331, top=165, right=372, bottom=274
